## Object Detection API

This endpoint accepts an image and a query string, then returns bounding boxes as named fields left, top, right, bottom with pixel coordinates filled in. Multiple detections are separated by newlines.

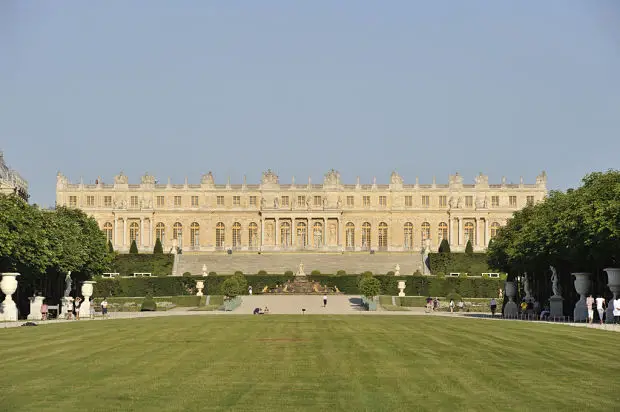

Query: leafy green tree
left=153, top=238, right=163, bottom=254
left=438, top=238, right=451, bottom=253
left=465, top=240, right=473, bottom=255
left=232, top=273, right=248, bottom=294
left=359, top=276, right=381, bottom=298
left=108, top=240, right=114, bottom=253
left=221, top=277, right=241, bottom=297
left=129, top=240, right=139, bottom=254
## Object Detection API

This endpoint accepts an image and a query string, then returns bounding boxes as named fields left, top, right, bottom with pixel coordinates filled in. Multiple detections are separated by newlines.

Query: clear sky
left=1, top=0, right=619, bottom=207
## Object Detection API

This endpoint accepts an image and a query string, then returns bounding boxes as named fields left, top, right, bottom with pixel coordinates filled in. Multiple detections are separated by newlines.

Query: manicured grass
left=1, top=316, right=619, bottom=411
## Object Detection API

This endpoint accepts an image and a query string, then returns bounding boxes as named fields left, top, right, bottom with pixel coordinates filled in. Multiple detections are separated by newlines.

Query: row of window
left=73, top=194, right=535, bottom=208
left=103, top=221, right=502, bottom=249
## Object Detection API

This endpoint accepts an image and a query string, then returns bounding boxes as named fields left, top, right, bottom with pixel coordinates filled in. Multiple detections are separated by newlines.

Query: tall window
left=103, top=222, right=113, bottom=243
left=156, top=222, right=165, bottom=243
left=438, top=222, right=448, bottom=241
left=156, top=196, right=165, bottom=207
left=280, top=221, right=291, bottom=247
left=526, top=196, right=534, bottom=206
left=173, top=222, right=183, bottom=247
left=363, top=196, right=371, bottom=207
left=248, top=222, right=258, bottom=248
left=216, top=222, right=225, bottom=248
left=232, top=222, right=241, bottom=248
left=190, top=222, right=200, bottom=247
left=314, top=196, right=322, bottom=206
left=439, top=196, right=447, bottom=207
left=233, top=196, right=241, bottom=206
left=129, top=222, right=140, bottom=244
left=465, top=196, right=473, bottom=208
left=249, top=196, right=257, bottom=206
left=422, top=196, right=430, bottom=207
left=69, top=196, right=77, bottom=207
left=346, top=196, right=354, bottom=207
left=217, top=196, right=224, bottom=206
left=491, top=196, right=500, bottom=207
left=104, top=196, right=112, bottom=207
left=464, top=222, right=475, bottom=244
left=421, top=222, right=430, bottom=246
left=297, top=221, right=307, bottom=247
left=313, top=221, right=323, bottom=248
left=362, top=222, right=371, bottom=249
left=87, top=196, right=95, bottom=206
left=297, top=196, right=306, bottom=207
left=379, top=196, right=387, bottom=207
left=191, top=196, right=199, bottom=207
left=405, top=196, right=412, bottom=207
left=404, top=222, right=413, bottom=249
left=345, top=222, right=355, bottom=249
left=174, top=196, right=181, bottom=207
left=131, top=196, right=139, bottom=208
left=509, top=196, right=517, bottom=207
left=490, top=222, right=501, bottom=239
left=281, top=196, right=289, bottom=207
left=378, top=222, right=388, bottom=249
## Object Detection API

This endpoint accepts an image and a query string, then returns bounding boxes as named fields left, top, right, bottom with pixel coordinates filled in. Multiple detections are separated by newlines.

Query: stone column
left=260, top=218, right=265, bottom=248
left=114, top=216, right=118, bottom=248
left=140, top=218, right=144, bottom=248
left=122, top=218, right=127, bottom=247
left=338, top=218, right=343, bottom=250
left=149, top=218, right=153, bottom=248
left=275, top=218, right=279, bottom=248
left=457, top=217, right=462, bottom=246
left=448, top=217, right=453, bottom=247
left=484, top=218, right=489, bottom=247
left=324, top=217, right=327, bottom=249
left=474, top=218, right=479, bottom=247
left=291, top=218, right=296, bottom=248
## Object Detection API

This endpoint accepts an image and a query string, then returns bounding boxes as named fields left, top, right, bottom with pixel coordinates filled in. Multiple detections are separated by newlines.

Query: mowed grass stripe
left=0, top=316, right=619, bottom=411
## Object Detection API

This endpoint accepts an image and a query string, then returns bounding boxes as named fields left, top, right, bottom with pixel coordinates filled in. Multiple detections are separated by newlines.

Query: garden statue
left=550, top=266, right=562, bottom=297
left=498, top=288, right=503, bottom=299
left=523, top=272, right=533, bottom=301
left=422, top=239, right=431, bottom=275
left=64, top=271, right=72, bottom=297
left=394, top=264, right=400, bottom=276
left=296, top=262, right=306, bottom=277
left=202, top=264, right=208, bottom=277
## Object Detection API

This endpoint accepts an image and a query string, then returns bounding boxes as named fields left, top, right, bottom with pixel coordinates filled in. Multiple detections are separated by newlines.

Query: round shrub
left=234, top=271, right=244, bottom=276
left=336, top=270, right=346, bottom=276
left=284, top=270, right=294, bottom=276
left=140, top=295, right=157, bottom=312
left=182, top=272, right=192, bottom=277
left=359, top=276, right=381, bottom=298
left=208, top=271, right=217, bottom=276
left=362, top=271, right=373, bottom=277
left=257, top=270, right=268, bottom=275
left=386, top=271, right=395, bottom=276
left=446, top=292, right=462, bottom=302
left=311, top=270, right=321, bottom=276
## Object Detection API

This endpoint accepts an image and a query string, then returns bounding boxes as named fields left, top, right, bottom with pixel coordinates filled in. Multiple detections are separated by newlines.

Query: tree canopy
left=487, top=170, right=620, bottom=277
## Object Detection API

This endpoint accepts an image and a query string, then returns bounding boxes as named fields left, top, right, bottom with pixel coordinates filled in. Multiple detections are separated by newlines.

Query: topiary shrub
left=182, top=272, right=192, bottom=277
left=412, top=270, right=423, bottom=276
left=386, top=271, right=395, bottom=276
left=311, top=270, right=321, bottom=276
left=232, top=273, right=247, bottom=294
left=208, top=271, right=217, bottom=276
left=129, top=240, right=139, bottom=254
left=362, top=271, right=373, bottom=277
left=438, top=238, right=451, bottom=253
left=359, top=276, right=381, bottom=298
left=257, top=270, right=268, bottom=275
left=336, top=270, right=346, bottom=276
left=153, top=238, right=163, bottom=254
left=234, top=271, right=244, bottom=276
left=465, top=240, right=473, bottom=255
left=140, top=295, right=157, bottom=311
left=108, top=240, right=115, bottom=253
left=221, top=277, right=241, bottom=298
left=284, top=270, right=294, bottom=276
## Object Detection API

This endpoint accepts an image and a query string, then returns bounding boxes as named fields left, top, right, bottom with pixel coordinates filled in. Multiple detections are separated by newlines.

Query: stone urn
left=572, top=272, right=591, bottom=322
left=80, top=281, right=96, bottom=317
left=503, top=280, right=518, bottom=317
left=397, top=280, right=406, bottom=297
left=196, top=280, right=205, bottom=296
left=0, top=273, right=20, bottom=321
left=604, top=268, right=620, bottom=324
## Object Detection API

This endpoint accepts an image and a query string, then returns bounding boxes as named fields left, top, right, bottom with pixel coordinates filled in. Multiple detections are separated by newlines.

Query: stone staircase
left=237, top=295, right=365, bottom=314
left=175, top=252, right=423, bottom=276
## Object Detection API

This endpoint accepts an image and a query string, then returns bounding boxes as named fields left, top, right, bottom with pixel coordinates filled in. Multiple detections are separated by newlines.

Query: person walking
left=322, top=294, right=327, bottom=308
left=449, top=299, right=455, bottom=313
left=248, top=286, right=253, bottom=296
left=595, top=295, right=606, bottom=324
left=586, top=294, right=595, bottom=323
left=490, top=298, right=497, bottom=317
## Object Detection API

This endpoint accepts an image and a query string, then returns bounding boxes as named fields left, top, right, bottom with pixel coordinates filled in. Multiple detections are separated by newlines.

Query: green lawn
left=1, top=316, right=618, bottom=411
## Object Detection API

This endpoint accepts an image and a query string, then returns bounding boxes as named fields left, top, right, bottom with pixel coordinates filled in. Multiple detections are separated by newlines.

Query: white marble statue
left=523, top=272, right=533, bottom=301
left=296, top=262, right=306, bottom=277
left=64, top=271, right=72, bottom=297
left=394, top=264, right=400, bottom=276
left=422, top=240, right=431, bottom=274
left=202, top=264, right=208, bottom=277
left=550, top=266, right=561, bottom=297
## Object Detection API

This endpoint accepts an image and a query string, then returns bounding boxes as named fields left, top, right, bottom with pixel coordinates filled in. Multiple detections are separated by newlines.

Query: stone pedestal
left=27, top=296, right=45, bottom=320
left=79, top=281, right=96, bottom=317
left=503, top=281, right=518, bottom=318
left=572, top=272, right=591, bottom=322
left=196, top=280, right=204, bottom=296
left=397, top=280, right=406, bottom=297
left=549, top=295, right=564, bottom=318
left=604, top=268, right=620, bottom=324
left=0, top=273, right=20, bottom=321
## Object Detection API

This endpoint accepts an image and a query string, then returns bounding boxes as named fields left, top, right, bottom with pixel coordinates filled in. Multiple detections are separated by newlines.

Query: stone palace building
left=0, top=151, right=29, bottom=201
left=56, top=169, right=547, bottom=254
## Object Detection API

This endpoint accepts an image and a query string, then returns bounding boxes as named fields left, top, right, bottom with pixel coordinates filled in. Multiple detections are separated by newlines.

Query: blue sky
left=1, top=0, right=619, bottom=207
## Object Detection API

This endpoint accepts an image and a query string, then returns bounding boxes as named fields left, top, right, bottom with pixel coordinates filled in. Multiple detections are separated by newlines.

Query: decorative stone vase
left=572, top=272, right=591, bottom=322
left=0, top=273, right=20, bottom=321
left=604, top=268, right=620, bottom=324
left=503, top=281, right=518, bottom=318
left=196, top=280, right=205, bottom=296
left=27, top=296, right=46, bottom=321
left=397, top=280, right=406, bottom=297
left=80, top=281, right=97, bottom=317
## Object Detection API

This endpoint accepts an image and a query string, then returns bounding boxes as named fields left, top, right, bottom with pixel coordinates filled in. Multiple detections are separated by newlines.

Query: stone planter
left=397, top=280, right=406, bottom=297
left=572, top=272, right=591, bottom=322
left=196, top=280, right=205, bottom=296
left=604, top=268, right=620, bottom=324
left=80, top=281, right=96, bottom=317
left=0, top=273, right=20, bottom=321
left=503, top=280, right=518, bottom=317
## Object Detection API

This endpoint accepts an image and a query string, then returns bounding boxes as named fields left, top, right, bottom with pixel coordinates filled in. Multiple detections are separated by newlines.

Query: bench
left=102, top=272, right=119, bottom=278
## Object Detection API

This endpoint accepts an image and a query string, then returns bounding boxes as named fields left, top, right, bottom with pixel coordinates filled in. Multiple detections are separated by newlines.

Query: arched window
left=280, top=221, right=291, bottom=247
left=490, top=222, right=501, bottom=239
left=313, top=221, right=323, bottom=248
left=345, top=222, right=355, bottom=249
left=103, top=222, right=113, bottom=243
left=216, top=222, right=225, bottom=248
left=296, top=221, right=307, bottom=248
left=438, top=222, right=448, bottom=242
left=421, top=222, right=430, bottom=246
left=403, top=222, right=413, bottom=250
left=190, top=222, right=200, bottom=247
left=156, top=222, right=165, bottom=243
left=248, top=222, right=258, bottom=249
left=464, top=222, right=475, bottom=244
left=378, top=222, right=388, bottom=250
left=173, top=222, right=183, bottom=247
left=129, top=222, right=140, bottom=244
left=362, top=222, right=371, bottom=250
left=232, top=222, right=241, bottom=249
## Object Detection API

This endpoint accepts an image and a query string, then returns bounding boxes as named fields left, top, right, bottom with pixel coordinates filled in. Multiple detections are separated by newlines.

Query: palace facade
left=56, top=169, right=547, bottom=254
left=0, top=151, right=29, bottom=201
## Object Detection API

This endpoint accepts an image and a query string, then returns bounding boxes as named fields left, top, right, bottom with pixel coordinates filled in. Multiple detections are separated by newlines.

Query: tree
left=232, top=272, right=248, bottom=293
left=153, top=238, right=163, bottom=254
left=438, top=239, right=451, bottom=253
left=108, top=240, right=114, bottom=253
left=129, top=240, right=139, bottom=254
left=359, top=276, right=381, bottom=298
left=221, top=277, right=241, bottom=297
left=465, top=240, right=473, bottom=255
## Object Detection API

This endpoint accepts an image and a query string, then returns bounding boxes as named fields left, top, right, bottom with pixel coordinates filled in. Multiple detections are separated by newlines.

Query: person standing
left=322, top=294, right=327, bottom=308
left=586, top=295, right=595, bottom=323
left=74, top=297, right=82, bottom=320
left=614, top=296, right=620, bottom=324
left=595, top=296, right=606, bottom=324
left=490, top=298, right=497, bottom=317
left=248, top=286, right=253, bottom=296
left=449, top=299, right=455, bottom=313
left=101, top=298, right=109, bottom=319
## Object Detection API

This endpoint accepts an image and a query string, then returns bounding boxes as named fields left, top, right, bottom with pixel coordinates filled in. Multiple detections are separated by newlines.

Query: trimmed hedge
left=428, top=252, right=502, bottom=277
left=110, top=254, right=174, bottom=277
